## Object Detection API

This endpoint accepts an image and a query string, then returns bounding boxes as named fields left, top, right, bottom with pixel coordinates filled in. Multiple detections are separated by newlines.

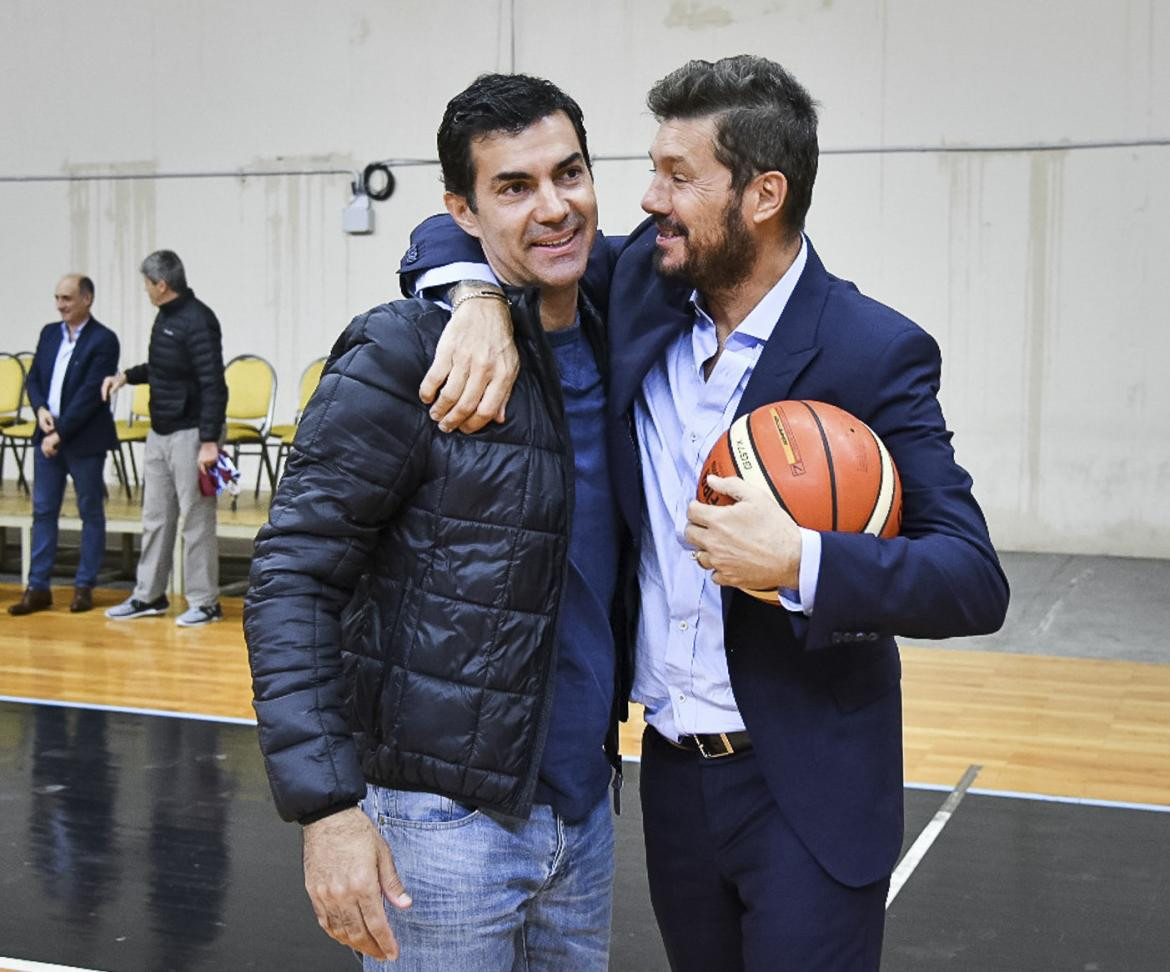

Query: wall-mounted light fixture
left=342, top=162, right=396, bottom=235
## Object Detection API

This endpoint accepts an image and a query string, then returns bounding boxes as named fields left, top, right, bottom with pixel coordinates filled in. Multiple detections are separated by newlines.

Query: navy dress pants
left=640, top=726, right=888, bottom=971
left=30, top=449, right=107, bottom=590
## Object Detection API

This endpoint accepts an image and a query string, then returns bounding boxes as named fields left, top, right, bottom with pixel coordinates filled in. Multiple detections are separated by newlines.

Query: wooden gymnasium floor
left=0, top=506, right=1168, bottom=970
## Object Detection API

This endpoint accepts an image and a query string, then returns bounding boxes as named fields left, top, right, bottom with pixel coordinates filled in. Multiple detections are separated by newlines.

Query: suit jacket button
left=867, top=632, right=878, bottom=642
left=831, top=632, right=843, bottom=644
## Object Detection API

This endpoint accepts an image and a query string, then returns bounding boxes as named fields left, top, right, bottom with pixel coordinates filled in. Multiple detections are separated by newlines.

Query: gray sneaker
left=105, top=595, right=169, bottom=619
left=176, top=603, right=224, bottom=628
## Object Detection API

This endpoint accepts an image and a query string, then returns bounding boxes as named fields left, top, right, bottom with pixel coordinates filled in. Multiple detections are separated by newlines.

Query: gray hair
left=140, top=250, right=188, bottom=292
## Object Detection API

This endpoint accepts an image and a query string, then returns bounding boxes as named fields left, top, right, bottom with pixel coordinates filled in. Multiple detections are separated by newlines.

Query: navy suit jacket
left=399, top=215, right=1010, bottom=888
left=25, top=318, right=120, bottom=457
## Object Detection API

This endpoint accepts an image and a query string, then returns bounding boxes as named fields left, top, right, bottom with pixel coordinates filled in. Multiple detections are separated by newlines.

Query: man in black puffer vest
left=101, top=250, right=227, bottom=627
left=244, top=75, right=629, bottom=971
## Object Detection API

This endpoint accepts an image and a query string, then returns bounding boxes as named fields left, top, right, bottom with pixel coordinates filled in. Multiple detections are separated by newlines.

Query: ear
left=444, top=191, right=483, bottom=240
left=747, top=170, right=788, bottom=226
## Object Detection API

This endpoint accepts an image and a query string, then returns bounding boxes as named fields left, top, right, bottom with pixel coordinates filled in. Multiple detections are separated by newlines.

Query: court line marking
left=0, top=694, right=256, bottom=726
left=2, top=700, right=1165, bottom=815
left=0, top=958, right=107, bottom=972
left=886, top=763, right=981, bottom=908
left=904, top=780, right=1170, bottom=814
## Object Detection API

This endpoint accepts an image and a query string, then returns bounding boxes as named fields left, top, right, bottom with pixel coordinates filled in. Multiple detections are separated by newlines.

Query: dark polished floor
left=2, top=700, right=1168, bottom=971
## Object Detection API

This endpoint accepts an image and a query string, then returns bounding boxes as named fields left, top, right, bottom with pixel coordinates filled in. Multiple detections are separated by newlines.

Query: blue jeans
left=30, top=448, right=107, bottom=589
left=361, top=786, right=614, bottom=972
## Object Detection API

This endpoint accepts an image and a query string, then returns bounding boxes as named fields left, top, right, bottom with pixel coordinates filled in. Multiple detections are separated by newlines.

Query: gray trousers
left=132, top=427, right=218, bottom=607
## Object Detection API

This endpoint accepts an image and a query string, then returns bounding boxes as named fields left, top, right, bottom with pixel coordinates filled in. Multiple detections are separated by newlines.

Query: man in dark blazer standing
left=401, top=56, right=1010, bottom=971
left=9, top=274, right=119, bottom=615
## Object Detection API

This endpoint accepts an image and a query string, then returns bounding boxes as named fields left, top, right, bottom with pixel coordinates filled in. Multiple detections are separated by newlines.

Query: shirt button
left=678, top=694, right=686, bottom=703
left=678, top=620, right=689, bottom=631
left=689, top=433, right=698, bottom=443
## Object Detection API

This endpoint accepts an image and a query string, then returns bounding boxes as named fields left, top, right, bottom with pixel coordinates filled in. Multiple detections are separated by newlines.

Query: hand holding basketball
left=695, top=400, right=902, bottom=605
left=686, top=474, right=802, bottom=593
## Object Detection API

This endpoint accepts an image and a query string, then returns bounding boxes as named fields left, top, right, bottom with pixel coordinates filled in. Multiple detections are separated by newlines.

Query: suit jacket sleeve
left=804, top=325, right=1009, bottom=650
left=56, top=328, right=120, bottom=444
left=188, top=310, right=228, bottom=442
left=243, top=303, right=434, bottom=823
left=397, top=212, right=623, bottom=311
left=24, top=325, right=53, bottom=414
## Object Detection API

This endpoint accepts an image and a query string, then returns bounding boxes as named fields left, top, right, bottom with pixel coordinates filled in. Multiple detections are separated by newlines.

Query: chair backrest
left=224, top=354, right=277, bottom=433
left=129, top=382, right=151, bottom=423
left=296, top=357, right=327, bottom=420
left=0, top=353, right=26, bottom=416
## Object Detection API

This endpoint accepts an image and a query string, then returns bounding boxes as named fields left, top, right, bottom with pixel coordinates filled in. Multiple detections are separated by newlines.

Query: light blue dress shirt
left=630, top=239, right=822, bottom=741
left=47, top=319, right=88, bottom=418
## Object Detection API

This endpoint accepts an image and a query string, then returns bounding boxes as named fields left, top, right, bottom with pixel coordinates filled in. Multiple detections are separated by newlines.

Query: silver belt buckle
left=695, top=732, right=735, bottom=759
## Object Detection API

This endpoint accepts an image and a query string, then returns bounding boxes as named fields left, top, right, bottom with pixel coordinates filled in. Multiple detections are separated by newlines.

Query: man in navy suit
left=8, top=275, right=119, bottom=615
left=402, top=56, right=1009, bottom=970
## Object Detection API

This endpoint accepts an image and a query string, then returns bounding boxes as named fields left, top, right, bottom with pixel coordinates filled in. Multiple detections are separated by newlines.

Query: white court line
left=0, top=958, right=107, bottom=972
left=0, top=694, right=256, bottom=726
left=905, top=779, right=1170, bottom=814
left=886, top=764, right=981, bottom=908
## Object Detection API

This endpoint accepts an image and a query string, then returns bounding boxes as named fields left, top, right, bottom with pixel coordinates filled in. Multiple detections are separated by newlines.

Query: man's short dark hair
left=438, top=73, right=591, bottom=210
left=77, top=276, right=94, bottom=299
left=140, top=250, right=187, bottom=292
left=647, top=55, right=819, bottom=237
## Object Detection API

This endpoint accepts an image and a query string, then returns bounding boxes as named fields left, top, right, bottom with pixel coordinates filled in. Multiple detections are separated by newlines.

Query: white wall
left=2, top=0, right=1167, bottom=556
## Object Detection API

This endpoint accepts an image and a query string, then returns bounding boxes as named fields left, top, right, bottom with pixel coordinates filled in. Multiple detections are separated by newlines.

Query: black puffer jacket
left=245, top=290, right=605, bottom=824
left=124, top=289, right=227, bottom=441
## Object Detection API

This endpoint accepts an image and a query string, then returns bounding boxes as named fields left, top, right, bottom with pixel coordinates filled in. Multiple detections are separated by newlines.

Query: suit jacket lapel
left=607, top=227, right=692, bottom=420
left=735, top=241, right=830, bottom=418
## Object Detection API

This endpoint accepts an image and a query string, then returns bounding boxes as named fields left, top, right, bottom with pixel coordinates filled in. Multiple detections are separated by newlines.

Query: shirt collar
left=60, top=317, right=90, bottom=342
left=688, top=234, right=808, bottom=348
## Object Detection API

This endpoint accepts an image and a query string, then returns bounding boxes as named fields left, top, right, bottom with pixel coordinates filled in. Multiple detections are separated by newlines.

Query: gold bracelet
left=450, top=289, right=508, bottom=313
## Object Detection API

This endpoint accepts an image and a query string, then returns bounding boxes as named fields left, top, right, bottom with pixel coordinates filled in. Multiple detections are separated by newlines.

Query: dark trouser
left=30, top=449, right=107, bottom=590
left=640, top=725, right=888, bottom=972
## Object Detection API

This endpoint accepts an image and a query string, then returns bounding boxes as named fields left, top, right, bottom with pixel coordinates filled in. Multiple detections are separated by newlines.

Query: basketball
left=698, top=400, right=902, bottom=602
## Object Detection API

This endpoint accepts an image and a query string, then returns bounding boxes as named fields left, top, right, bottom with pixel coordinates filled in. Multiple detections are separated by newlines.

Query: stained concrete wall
left=2, top=0, right=1167, bottom=556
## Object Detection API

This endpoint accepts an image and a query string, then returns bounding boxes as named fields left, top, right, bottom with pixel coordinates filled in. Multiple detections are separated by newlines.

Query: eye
left=500, top=182, right=528, bottom=197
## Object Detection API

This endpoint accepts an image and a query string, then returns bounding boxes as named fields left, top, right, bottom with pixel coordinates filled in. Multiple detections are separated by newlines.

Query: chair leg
left=231, top=445, right=241, bottom=513
left=113, top=447, right=132, bottom=501
left=14, top=441, right=30, bottom=495
left=257, top=442, right=277, bottom=498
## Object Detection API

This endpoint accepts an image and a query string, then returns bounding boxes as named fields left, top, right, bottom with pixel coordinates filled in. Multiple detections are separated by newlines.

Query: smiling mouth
left=655, top=220, right=686, bottom=242
left=530, top=227, right=579, bottom=250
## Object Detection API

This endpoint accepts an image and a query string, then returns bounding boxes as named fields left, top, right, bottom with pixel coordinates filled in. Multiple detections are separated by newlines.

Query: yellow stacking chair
left=223, top=354, right=278, bottom=505
left=270, top=357, right=326, bottom=482
left=0, top=352, right=34, bottom=493
left=113, top=383, right=152, bottom=501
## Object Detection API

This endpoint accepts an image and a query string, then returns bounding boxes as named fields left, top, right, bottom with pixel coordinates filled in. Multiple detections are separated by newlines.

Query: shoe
left=175, top=603, right=224, bottom=628
left=105, top=595, right=169, bottom=619
left=8, top=588, right=52, bottom=616
left=70, top=587, right=94, bottom=613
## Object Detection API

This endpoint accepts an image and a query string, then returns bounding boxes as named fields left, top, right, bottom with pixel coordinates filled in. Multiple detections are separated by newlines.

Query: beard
left=652, top=194, right=757, bottom=295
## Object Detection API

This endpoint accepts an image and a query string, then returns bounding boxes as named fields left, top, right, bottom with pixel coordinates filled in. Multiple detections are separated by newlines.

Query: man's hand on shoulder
left=302, top=805, right=412, bottom=961
left=420, top=282, right=518, bottom=434
left=686, top=475, right=802, bottom=592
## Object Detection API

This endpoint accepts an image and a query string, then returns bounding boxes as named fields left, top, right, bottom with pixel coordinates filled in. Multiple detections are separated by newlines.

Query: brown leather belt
left=663, top=728, right=753, bottom=759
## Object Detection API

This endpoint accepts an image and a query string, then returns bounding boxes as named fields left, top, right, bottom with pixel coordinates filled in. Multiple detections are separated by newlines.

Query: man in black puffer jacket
left=102, top=250, right=227, bottom=627
left=245, top=75, right=628, bottom=971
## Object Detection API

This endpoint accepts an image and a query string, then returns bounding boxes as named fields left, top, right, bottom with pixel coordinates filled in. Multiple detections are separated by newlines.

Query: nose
left=533, top=181, right=570, bottom=224
left=641, top=173, right=668, bottom=216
